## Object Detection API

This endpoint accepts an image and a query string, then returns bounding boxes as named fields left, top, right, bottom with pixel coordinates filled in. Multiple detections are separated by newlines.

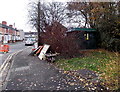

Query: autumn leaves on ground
left=28, top=1, right=120, bottom=91
left=55, top=49, right=119, bottom=90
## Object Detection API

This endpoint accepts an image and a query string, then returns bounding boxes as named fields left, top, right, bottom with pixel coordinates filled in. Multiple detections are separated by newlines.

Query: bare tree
left=28, top=1, right=68, bottom=28
left=42, top=2, right=68, bottom=26
left=28, top=1, right=69, bottom=46
left=28, top=0, right=44, bottom=46
left=67, top=2, right=120, bottom=52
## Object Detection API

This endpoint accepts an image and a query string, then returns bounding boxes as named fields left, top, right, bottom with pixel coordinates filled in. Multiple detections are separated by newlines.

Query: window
left=84, top=33, right=89, bottom=40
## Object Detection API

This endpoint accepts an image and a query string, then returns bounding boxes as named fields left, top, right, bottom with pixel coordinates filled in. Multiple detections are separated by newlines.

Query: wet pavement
left=4, top=47, right=86, bottom=91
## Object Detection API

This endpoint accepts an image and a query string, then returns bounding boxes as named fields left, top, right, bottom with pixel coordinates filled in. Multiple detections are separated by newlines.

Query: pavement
left=3, top=47, right=86, bottom=91
left=2, top=47, right=106, bottom=91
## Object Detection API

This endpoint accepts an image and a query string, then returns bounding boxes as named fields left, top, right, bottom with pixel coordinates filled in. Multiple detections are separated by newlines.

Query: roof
left=0, top=23, right=17, bottom=31
left=67, top=28, right=96, bottom=32
left=24, top=32, right=37, bottom=35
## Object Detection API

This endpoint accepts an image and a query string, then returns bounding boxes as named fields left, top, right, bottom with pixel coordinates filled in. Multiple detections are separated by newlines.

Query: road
left=0, top=42, right=31, bottom=91
left=0, top=42, right=26, bottom=66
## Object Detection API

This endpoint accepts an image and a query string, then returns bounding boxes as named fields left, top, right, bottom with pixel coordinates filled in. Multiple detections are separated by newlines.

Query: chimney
left=2, top=21, right=7, bottom=25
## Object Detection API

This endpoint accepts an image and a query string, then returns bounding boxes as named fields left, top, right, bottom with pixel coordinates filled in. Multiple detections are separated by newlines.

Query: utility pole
left=37, top=1, right=41, bottom=46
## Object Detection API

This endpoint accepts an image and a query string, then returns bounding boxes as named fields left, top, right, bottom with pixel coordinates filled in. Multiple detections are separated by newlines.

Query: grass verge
left=55, top=49, right=120, bottom=90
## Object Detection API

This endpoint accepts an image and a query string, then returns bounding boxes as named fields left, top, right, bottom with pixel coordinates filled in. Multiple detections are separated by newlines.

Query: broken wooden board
left=35, top=46, right=43, bottom=56
left=38, top=44, right=50, bottom=60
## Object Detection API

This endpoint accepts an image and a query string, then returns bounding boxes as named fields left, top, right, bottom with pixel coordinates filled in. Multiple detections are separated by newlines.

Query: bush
left=41, top=22, right=81, bottom=58
left=99, top=32, right=120, bottom=52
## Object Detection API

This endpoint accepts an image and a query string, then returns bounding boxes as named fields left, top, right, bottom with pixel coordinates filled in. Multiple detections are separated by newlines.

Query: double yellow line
left=0, top=46, right=30, bottom=90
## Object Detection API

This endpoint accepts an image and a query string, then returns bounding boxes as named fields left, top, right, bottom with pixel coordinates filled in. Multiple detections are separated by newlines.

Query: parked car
left=25, top=39, right=34, bottom=46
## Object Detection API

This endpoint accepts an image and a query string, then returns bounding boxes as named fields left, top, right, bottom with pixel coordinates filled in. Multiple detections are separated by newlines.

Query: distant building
left=24, top=31, right=37, bottom=40
left=19, top=29, right=25, bottom=41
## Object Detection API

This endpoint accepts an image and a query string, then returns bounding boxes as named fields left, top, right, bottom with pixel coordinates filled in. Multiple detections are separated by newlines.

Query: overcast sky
left=0, top=0, right=118, bottom=32
left=0, top=0, right=32, bottom=32
left=0, top=0, right=68, bottom=32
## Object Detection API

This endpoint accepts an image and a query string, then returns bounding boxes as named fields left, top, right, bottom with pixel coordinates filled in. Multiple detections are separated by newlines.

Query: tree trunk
left=37, top=1, right=42, bottom=46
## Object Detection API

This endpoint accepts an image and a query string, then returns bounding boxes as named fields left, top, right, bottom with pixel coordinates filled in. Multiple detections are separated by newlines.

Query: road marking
left=0, top=54, right=3, bottom=56
left=0, top=46, right=31, bottom=72
left=0, top=54, right=13, bottom=72
left=0, top=46, right=31, bottom=91
left=15, top=66, right=30, bottom=72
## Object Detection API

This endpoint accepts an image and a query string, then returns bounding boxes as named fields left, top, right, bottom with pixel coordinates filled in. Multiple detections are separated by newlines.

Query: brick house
left=0, top=21, right=24, bottom=44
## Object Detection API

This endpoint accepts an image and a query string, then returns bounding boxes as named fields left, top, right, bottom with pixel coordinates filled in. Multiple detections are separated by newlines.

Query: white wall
left=3, top=35, right=9, bottom=43
left=19, top=30, right=25, bottom=40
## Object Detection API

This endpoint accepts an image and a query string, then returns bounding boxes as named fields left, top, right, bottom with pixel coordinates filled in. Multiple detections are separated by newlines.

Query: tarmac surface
left=4, top=47, right=86, bottom=91
left=0, top=42, right=26, bottom=66
left=2, top=46, right=107, bottom=92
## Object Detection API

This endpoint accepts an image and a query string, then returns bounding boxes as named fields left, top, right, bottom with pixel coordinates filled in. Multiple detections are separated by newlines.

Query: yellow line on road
left=0, top=46, right=31, bottom=91
left=0, top=46, right=30, bottom=73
